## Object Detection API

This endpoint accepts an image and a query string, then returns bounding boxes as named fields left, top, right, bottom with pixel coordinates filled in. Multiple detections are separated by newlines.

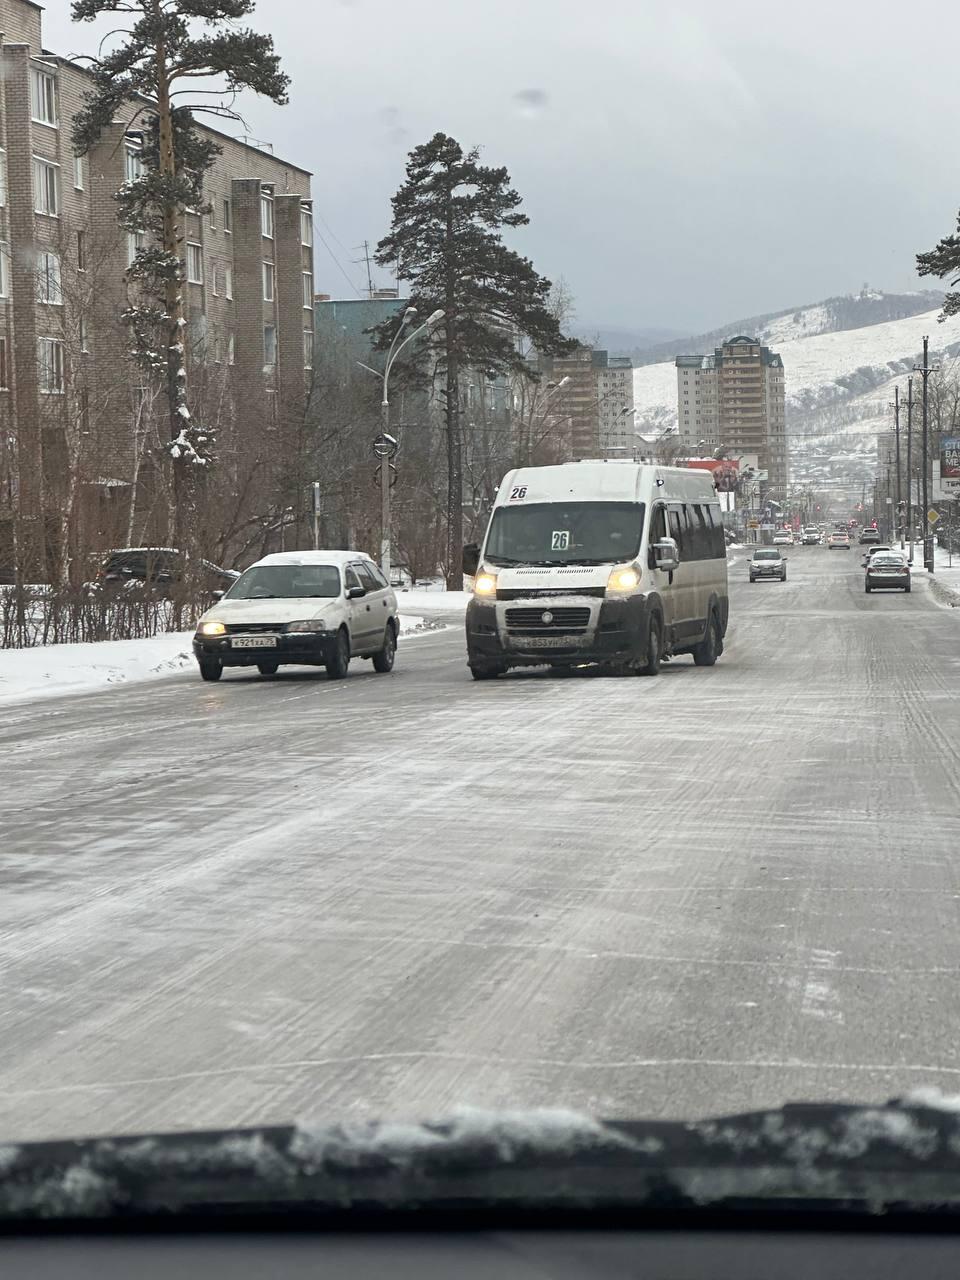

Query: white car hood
left=198, top=597, right=337, bottom=626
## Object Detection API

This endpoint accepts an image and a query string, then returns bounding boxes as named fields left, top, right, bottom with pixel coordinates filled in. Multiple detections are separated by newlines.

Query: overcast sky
left=43, top=0, right=960, bottom=335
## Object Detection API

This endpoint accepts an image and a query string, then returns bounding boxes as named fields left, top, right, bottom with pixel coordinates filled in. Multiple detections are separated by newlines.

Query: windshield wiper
left=6, top=1100, right=960, bottom=1224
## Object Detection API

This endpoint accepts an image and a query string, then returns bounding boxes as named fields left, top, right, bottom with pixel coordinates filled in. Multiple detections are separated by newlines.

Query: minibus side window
left=648, top=505, right=667, bottom=568
left=667, top=507, right=684, bottom=555
left=705, top=505, right=726, bottom=559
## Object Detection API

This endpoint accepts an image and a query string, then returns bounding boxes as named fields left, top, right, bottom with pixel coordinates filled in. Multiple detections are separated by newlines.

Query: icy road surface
left=2, top=552, right=960, bottom=1141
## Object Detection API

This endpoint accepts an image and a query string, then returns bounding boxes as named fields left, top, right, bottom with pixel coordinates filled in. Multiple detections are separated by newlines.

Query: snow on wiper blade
left=7, top=1101, right=960, bottom=1223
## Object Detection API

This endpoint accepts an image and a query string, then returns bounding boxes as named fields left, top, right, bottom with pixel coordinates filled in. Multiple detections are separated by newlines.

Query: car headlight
left=473, top=572, right=497, bottom=596
left=198, top=620, right=226, bottom=636
left=606, top=566, right=640, bottom=594
left=286, top=619, right=325, bottom=633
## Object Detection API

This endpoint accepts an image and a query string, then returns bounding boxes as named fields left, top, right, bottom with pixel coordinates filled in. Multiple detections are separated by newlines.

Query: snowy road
left=3, top=551, right=960, bottom=1141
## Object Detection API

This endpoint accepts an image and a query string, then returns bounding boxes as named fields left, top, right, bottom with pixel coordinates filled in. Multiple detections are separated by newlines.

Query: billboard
left=683, top=457, right=741, bottom=492
left=942, top=437, right=960, bottom=480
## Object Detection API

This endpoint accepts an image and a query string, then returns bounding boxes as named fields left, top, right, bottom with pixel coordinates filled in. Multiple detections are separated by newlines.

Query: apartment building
left=675, top=335, right=787, bottom=492
left=597, top=353, right=635, bottom=455
left=0, top=0, right=313, bottom=570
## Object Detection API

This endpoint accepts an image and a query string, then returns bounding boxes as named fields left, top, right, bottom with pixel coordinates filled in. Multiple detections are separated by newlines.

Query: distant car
left=749, top=547, right=787, bottom=582
left=94, top=547, right=238, bottom=596
left=858, top=528, right=881, bottom=545
left=192, top=550, right=399, bottom=682
left=865, top=551, right=911, bottom=593
left=861, top=544, right=894, bottom=567
left=801, top=527, right=821, bottom=545
left=772, top=530, right=793, bottom=546
left=827, top=532, right=850, bottom=550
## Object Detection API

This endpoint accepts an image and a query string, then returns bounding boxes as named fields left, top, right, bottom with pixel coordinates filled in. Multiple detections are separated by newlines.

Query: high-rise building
left=675, top=336, right=787, bottom=492
left=0, top=0, right=313, bottom=570
left=597, top=353, right=635, bottom=455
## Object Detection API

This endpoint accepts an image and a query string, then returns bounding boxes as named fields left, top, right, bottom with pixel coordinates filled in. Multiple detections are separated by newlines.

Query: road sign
left=928, top=508, right=941, bottom=525
left=747, top=519, right=759, bottom=529
left=372, top=433, right=399, bottom=460
left=374, top=462, right=398, bottom=489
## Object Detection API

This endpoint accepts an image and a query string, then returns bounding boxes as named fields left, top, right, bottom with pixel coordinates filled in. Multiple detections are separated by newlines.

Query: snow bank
left=0, top=610, right=447, bottom=708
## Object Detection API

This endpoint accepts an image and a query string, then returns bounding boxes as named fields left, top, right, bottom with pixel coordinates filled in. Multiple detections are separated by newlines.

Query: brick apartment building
left=0, top=0, right=313, bottom=571
left=676, top=335, right=788, bottom=493
left=540, top=346, right=634, bottom=459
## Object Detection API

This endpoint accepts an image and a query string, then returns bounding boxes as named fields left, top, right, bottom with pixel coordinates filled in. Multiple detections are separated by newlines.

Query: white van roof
left=493, top=461, right=718, bottom=507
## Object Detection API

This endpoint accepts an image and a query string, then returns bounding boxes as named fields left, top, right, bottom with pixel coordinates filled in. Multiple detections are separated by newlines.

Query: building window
left=262, top=260, right=275, bottom=301
left=0, top=337, right=7, bottom=389
left=302, top=271, right=313, bottom=308
left=79, top=315, right=89, bottom=353
left=37, top=251, right=63, bottom=304
left=0, top=241, right=10, bottom=298
left=300, top=206, right=313, bottom=246
left=223, top=198, right=232, bottom=232
left=30, top=66, right=57, bottom=126
left=209, top=202, right=216, bottom=230
left=76, top=229, right=86, bottom=270
left=227, top=332, right=235, bottom=365
left=38, top=337, right=65, bottom=394
left=124, top=144, right=143, bottom=183
left=303, top=328, right=313, bottom=369
left=74, top=154, right=84, bottom=190
left=211, top=263, right=219, bottom=297
left=260, top=193, right=274, bottom=238
left=224, top=265, right=232, bottom=299
left=127, top=229, right=146, bottom=267
left=263, top=323, right=277, bottom=365
left=186, top=241, right=203, bottom=284
left=0, top=150, right=7, bottom=207
left=33, top=157, right=59, bottom=216
left=265, top=388, right=277, bottom=421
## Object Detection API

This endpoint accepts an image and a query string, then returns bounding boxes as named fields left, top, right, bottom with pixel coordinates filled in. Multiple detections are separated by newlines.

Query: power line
left=313, top=225, right=364, bottom=298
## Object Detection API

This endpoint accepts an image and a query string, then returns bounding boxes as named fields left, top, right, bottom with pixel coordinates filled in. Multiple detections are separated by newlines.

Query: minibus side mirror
left=651, top=537, right=680, bottom=573
left=462, top=542, right=480, bottom=576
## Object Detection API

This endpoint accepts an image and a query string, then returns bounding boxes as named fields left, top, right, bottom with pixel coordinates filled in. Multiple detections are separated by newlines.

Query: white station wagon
left=192, top=550, right=399, bottom=682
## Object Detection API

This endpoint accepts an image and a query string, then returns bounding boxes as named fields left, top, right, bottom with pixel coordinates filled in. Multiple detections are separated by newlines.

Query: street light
left=357, top=307, right=444, bottom=581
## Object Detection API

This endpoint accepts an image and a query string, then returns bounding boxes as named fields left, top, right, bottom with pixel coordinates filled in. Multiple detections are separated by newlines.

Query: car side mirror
left=651, top=537, right=680, bottom=573
left=462, top=542, right=480, bottom=576
left=211, top=589, right=224, bottom=600
left=346, top=585, right=366, bottom=600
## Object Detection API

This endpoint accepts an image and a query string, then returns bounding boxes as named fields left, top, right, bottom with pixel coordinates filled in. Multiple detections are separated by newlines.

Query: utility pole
left=906, top=377, right=914, bottom=564
left=891, top=385, right=903, bottom=548
left=353, top=240, right=375, bottom=297
left=914, top=336, right=936, bottom=573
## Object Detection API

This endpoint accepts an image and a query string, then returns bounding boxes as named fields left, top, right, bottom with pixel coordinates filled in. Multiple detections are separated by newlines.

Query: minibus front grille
left=505, top=607, right=591, bottom=633
left=496, top=587, right=605, bottom=600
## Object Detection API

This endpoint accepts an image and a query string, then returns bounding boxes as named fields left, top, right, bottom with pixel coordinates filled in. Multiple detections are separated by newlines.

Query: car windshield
left=753, top=550, right=781, bottom=559
left=484, top=501, right=645, bottom=565
left=224, top=565, right=341, bottom=599
left=873, top=555, right=905, bottom=565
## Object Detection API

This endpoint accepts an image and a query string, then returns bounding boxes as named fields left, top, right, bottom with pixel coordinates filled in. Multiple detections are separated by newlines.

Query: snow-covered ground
left=0, top=600, right=470, bottom=708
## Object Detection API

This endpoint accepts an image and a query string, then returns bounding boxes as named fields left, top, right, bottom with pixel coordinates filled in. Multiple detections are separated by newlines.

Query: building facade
left=597, top=353, right=635, bottom=455
left=675, top=335, right=787, bottom=492
left=0, top=0, right=313, bottom=572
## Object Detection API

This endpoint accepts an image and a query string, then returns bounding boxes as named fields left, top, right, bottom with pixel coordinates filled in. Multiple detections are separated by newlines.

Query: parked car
left=94, top=547, right=238, bottom=596
left=858, top=527, right=881, bottom=545
left=749, top=548, right=787, bottom=582
left=192, top=550, right=399, bottom=682
left=865, top=551, right=911, bottom=593
left=827, top=532, right=851, bottom=550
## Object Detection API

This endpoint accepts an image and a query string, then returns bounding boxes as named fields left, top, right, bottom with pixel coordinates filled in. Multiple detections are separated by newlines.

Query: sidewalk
left=908, top=543, right=960, bottom=608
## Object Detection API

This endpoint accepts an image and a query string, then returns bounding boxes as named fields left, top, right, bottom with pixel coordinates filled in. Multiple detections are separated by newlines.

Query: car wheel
left=905, top=582, right=911, bottom=593
left=470, top=663, right=505, bottom=680
left=326, top=628, right=350, bottom=680
left=781, top=572, right=787, bottom=581
left=256, top=661, right=279, bottom=676
left=865, top=583, right=871, bottom=593
left=693, top=613, right=719, bottom=667
left=749, top=575, right=756, bottom=582
left=372, top=623, right=396, bottom=673
left=199, top=659, right=222, bottom=682
left=638, top=617, right=661, bottom=677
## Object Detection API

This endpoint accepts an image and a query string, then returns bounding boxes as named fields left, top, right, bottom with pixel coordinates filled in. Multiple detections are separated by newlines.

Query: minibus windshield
left=485, top=502, right=645, bottom=567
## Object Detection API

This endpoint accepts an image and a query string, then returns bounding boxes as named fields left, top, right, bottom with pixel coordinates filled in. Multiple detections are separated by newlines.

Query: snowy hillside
left=633, top=306, right=960, bottom=440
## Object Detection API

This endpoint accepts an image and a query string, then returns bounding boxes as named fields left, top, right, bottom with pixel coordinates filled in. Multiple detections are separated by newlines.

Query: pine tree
left=917, top=213, right=960, bottom=318
left=375, top=133, right=574, bottom=585
left=71, top=0, right=289, bottom=542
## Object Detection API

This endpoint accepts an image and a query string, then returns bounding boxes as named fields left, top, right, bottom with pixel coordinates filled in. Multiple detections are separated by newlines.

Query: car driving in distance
left=865, top=551, right=911, bottom=593
left=749, top=547, right=787, bottom=582
left=463, top=461, right=729, bottom=680
left=801, top=526, right=821, bottom=545
left=859, top=527, right=881, bottom=545
left=861, top=543, right=895, bottom=567
left=772, top=529, right=793, bottom=546
left=827, top=531, right=851, bottom=550
left=192, top=551, right=398, bottom=682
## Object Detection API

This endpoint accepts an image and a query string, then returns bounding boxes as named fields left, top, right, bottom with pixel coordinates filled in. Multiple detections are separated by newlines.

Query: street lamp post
left=905, top=377, right=914, bottom=563
left=890, top=385, right=902, bottom=549
left=357, top=306, right=444, bottom=582
left=914, top=336, right=940, bottom=573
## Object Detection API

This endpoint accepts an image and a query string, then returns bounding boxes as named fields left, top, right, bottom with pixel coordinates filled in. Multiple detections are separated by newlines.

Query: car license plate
left=517, top=635, right=581, bottom=648
left=232, top=635, right=278, bottom=649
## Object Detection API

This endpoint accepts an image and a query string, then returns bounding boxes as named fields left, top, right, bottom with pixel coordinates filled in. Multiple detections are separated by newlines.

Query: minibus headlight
left=473, top=571, right=498, bottom=596
left=606, top=566, right=639, bottom=594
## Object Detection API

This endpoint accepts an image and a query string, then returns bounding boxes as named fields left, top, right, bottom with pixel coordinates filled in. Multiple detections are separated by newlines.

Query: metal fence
left=0, top=583, right=208, bottom=649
